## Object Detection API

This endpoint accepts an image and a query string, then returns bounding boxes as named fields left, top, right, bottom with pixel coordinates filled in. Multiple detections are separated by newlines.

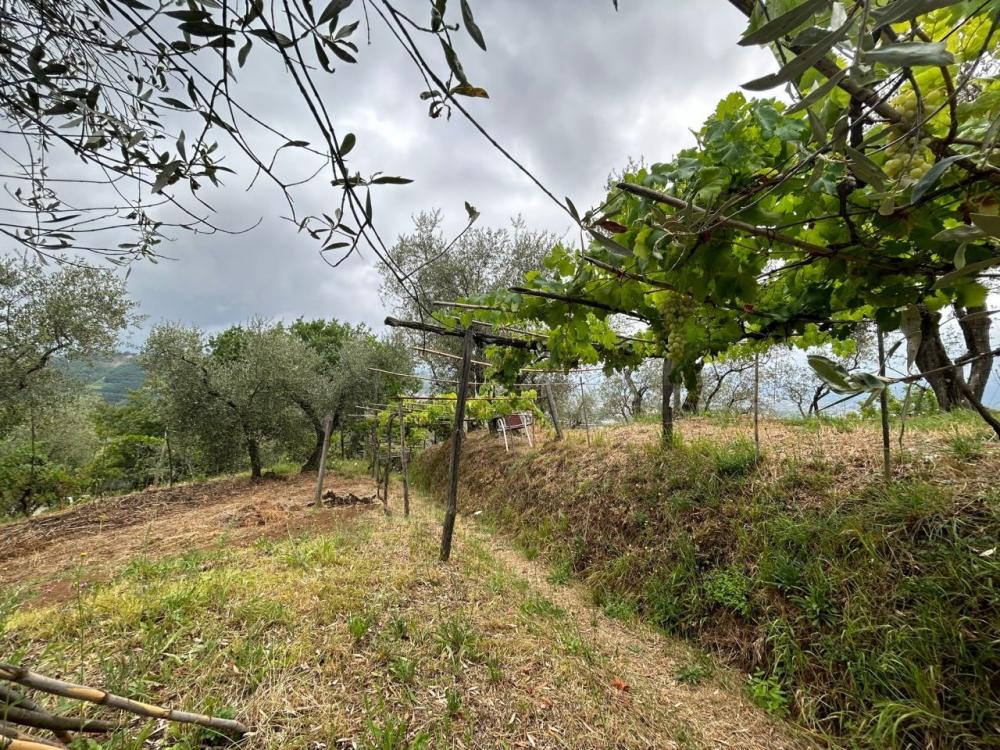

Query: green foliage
left=60, top=354, right=145, bottom=404
left=85, top=434, right=165, bottom=495
left=746, top=673, right=790, bottom=718
left=674, top=661, right=712, bottom=686
left=703, top=567, right=752, bottom=617
left=414, top=429, right=1000, bottom=748
left=0, top=448, right=82, bottom=516
left=348, top=614, right=372, bottom=644
left=433, top=617, right=478, bottom=663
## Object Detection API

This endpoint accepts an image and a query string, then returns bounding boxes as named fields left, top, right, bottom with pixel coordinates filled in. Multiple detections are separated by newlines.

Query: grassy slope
left=412, top=416, right=1000, bottom=749
left=0, top=470, right=807, bottom=750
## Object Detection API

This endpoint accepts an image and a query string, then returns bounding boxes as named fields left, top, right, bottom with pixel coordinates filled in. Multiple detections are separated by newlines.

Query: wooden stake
left=398, top=401, right=410, bottom=517
left=753, top=353, right=761, bottom=461
left=441, top=329, right=473, bottom=562
left=382, top=414, right=393, bottom=516
left=164, top=429, right=174, bottom=487
left=877, top=329, right=892, bottom=481
left=578, top=378, right=591, bottom=447
left=544, top=383, right=563, bottom=440
left=661, top=358, right=674, bottom=445
left=314, top=414, right=333, bottom=506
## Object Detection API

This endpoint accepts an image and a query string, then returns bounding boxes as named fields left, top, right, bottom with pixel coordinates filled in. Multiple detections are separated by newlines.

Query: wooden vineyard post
left=314, top=414, right=333, bottom=506
left=398, top=401, right=410, bottom=517
left=165, top=429, right=174, bottom=486
left=753, top=352, right=761, bottom=461
left=544, top=383, right=563, bottom=440
left=661, top=358, right=674, bottom=445
left=441, top=329, right=474, bottom=562
left=382, top=414, right=393, bottom=516
left=578, top=377, right=591, bottom=447
left=877, top=328, right=891, bottom=482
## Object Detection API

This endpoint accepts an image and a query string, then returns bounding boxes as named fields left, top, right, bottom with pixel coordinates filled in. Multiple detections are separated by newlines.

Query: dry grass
left=0, top=471, right=812, bottom=750
left=551, top=414, right=999, bottom=499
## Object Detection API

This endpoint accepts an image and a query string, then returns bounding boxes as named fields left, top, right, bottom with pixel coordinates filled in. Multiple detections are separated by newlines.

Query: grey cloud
left=11, top=2, right=779, bottom=339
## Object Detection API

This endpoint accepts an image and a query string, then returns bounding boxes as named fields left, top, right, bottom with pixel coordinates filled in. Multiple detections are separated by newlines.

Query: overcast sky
left=118, top=1, right=777, bottom=341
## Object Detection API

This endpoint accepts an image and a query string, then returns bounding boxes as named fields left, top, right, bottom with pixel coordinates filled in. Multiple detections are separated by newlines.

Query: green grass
left=413, top=419, right=1000, bottom=749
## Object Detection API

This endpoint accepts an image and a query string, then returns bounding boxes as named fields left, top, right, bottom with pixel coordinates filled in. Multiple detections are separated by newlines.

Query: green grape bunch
left=654, top=290, right=696, bottom=363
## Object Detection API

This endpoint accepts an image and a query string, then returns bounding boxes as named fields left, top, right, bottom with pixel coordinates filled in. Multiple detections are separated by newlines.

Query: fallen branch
left=0, top=688, right=71, bottom=746
left=321, top=490, right=376, bottom=507
left=0, top=705, right=112, bottom=734
left=0, top=665, right=247, bottom=737
left=0, top=735, right=62, bottom=750
left=0, top=722, right=64, bottom=749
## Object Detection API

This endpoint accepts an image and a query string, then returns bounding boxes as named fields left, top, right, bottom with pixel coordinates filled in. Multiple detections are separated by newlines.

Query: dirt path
left=436, top=502, right=817, bottom=750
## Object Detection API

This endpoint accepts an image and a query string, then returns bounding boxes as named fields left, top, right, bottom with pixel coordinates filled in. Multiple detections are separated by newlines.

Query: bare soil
left=0, top=473, right=374, bottom=605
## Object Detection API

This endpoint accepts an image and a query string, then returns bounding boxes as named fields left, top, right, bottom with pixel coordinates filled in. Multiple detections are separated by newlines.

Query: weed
left=348, top=614, right=371, bottom=644
left=388, top=615, right=409, bottom=641
left=388, top=657, right=416, bottom=685
left=703, top=566, right=751, bottom=617
left=484, top=654, right=504, bottom=683
left=557, top=631, right=593, bottom=661
left=701, top=438, right=759, bottom=477
left=601, top=596, right=637, bottom=621
left=361, top=715, right=429, bottom=750
left=445, top=686, right=462, bottom=717
left=945, top=432, right=986, bottom=461
left=674, top=662, right=711, bottom=685
left=547, top=558, right=572, bottom=586
left=433, top=616, right=477, bottom=663
left=520, top=593, right=564, bottom=618
left=746, top=672, right=789, bottom=718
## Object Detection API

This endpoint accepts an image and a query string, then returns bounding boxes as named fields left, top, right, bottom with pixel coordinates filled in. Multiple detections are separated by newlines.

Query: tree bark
left=661, top=358, right=674, bottom=445
left=294, top=396, right=325, bottom=473
left=955, top=304, right=993, bottom=401
left=913, top=306, right=965, bottom=410
left=681, top=365, right=703, bottom=414
left=245, top=432, right=262, bottom=479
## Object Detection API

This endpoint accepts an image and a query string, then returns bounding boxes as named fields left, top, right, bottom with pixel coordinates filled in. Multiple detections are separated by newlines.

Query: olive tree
left=143, top=319, right=333, bottom=478
left=0, top=257, right=135, bottom=432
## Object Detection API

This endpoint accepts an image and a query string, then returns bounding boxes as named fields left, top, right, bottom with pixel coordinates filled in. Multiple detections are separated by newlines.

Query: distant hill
left=61, top=353, right=145, bottom=403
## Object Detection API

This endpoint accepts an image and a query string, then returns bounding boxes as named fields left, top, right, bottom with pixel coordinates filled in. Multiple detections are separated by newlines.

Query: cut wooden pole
left=0, top=734, right=63, bottom=750
left=0, top=664, right=247, bottom=736
left=662, top=358, right=674, bottom=445
left=544, top=383, right=563, bottom=440
left=382, top=414, right=393, bottom=516
left=314, top=414, right=333, bottom=506
left=441, top=329, right=474, bottom=562
left=0, top=721, right=64, bottom=749
left=164, top=429, right=174, bottom=487
left=0, top=705, right=112, bottom=734
left=578, top=378, right=591, bottom=446
left=0, top=687, right=71, bottom=746
left=398, top=401, right=410, bottom=517
left=753, top=353, right=761, bottom=461
left=877, top=329, right=892, bottom=482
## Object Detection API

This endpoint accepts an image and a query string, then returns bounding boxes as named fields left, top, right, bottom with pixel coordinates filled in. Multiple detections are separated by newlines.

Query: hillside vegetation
left=61, top=354, right=145, bottom=404
left=413, top=416, right=1000, bottom=749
